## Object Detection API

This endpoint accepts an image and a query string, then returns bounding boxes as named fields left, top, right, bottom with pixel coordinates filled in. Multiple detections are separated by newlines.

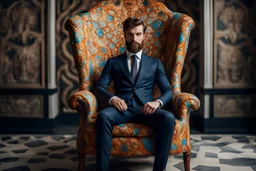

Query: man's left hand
left=141, top=100, right=160, bottom=115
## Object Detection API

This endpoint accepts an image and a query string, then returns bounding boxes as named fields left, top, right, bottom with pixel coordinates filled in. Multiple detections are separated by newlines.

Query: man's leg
left=96, top=106, right=133, bottom=171
left=132, top=109, right=176, bottom=171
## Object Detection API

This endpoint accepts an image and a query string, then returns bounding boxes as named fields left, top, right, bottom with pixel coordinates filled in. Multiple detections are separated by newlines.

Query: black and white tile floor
left=0, top=135, right=255, bottom=171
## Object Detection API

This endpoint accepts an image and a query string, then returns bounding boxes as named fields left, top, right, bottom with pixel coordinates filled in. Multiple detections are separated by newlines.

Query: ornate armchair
left=65, top=0, right=200, bottom=171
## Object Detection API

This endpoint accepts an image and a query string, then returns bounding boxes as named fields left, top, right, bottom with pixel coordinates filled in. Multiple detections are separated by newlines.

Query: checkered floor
left=0, top=135, right=255, bottom=171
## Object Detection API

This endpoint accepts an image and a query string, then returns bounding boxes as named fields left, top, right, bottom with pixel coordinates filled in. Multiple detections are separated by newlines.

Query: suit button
left=133, top=88, right=136, bottom=91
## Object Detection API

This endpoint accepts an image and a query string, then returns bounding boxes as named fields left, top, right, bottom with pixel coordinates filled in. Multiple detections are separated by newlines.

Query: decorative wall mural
left=0, top=0, right=45, bottom=88
left=214, top=0, right=256, bottom=88
left=56, top=0, right=200, bottom=112
left=0, top=95, right=43, bottom=118
left=214, top=95, right=256, bottom=118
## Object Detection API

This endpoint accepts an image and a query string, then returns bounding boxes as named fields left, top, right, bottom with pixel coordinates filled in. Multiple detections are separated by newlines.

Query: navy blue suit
left=95, top=52, right=175, bottom=171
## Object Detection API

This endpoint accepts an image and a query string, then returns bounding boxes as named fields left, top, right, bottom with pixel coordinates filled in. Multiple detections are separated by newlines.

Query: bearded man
left=94, top=17, right=175, bottom=171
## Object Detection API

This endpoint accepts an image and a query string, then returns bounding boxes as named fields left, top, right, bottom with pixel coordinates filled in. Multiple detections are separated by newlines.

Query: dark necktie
left=131, top=55, right=138, bottom=82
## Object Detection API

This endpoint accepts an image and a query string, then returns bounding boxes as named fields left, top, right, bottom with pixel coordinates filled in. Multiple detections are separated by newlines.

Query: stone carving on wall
left=57, top=0, right=200, bottom=112
left=214, top=0, right=256, bottom=88
left=214, top=95, right=255, bottom=118
left=0, top=95, right=43, bottom=118
left=0, top=0, right=45, bottom=88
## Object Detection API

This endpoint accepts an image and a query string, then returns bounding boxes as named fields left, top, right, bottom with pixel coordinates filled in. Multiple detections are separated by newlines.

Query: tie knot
left=131, top=55, right=137, bottom=60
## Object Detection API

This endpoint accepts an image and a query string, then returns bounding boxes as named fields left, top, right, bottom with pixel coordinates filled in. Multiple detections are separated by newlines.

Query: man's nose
left=133, top=35, right=138, bottom=42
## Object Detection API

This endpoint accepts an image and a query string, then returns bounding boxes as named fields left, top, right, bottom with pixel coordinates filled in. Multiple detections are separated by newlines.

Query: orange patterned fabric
left=65, top=0, right=200, bottom=157
left=112, top=123, right=153, bottom=137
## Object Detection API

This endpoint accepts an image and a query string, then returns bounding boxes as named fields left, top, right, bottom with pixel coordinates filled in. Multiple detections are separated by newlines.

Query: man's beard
left=126, top=41, right=143, bottom=53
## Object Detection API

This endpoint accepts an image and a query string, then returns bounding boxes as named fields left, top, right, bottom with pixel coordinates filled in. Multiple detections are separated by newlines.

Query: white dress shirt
left=126, top=50, right=142, bottom=73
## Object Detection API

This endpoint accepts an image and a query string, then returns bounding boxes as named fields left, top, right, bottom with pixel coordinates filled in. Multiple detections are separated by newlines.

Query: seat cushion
left=79, top=119, right=190, bottom=155
left=88, top=113, right=154, bottom=137
left=112, top=123, right=153, bottom=137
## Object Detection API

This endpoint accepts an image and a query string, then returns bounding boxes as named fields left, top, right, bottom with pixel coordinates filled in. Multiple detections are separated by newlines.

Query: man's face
left=125, top=25, right=145, bottom=53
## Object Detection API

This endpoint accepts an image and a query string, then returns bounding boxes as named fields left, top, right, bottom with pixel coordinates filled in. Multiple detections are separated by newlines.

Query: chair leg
left=78, top=153, right=86, bottom=171
left=183, top=152, right=190, bottom=171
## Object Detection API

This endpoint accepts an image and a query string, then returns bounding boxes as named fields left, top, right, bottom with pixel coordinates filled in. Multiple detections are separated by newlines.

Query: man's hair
left=123, top=17, right=147, bottom=33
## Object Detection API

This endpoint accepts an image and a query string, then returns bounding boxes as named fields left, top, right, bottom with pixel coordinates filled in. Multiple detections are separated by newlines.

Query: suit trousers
left=96, top=97, right=176, bottom=171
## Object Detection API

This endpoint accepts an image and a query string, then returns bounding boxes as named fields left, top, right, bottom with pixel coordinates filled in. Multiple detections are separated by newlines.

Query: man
left=94, top=17, right=175, bottom=171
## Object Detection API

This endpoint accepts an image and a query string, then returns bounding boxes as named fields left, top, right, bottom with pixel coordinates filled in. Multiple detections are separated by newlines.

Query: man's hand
left=141, top=100, right=160, bottom=115
left=111, top=97, right=128, bottom=112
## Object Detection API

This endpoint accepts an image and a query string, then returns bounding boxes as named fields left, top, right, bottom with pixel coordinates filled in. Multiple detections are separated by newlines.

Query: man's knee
left=160, top=111, right=176, bottom=125
left=166, top=112, right=175, bottom=121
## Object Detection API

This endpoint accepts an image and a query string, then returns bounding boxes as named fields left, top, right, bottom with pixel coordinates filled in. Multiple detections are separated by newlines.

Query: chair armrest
left=68, top=90, right=98, bottom=123
left=172, top=93, right=200, bottom=124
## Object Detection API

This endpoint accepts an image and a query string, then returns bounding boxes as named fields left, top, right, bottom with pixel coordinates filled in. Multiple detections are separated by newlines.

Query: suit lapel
left=135, top=53, right=152, bottom=86
left=116, top=53, right=134, bottom=84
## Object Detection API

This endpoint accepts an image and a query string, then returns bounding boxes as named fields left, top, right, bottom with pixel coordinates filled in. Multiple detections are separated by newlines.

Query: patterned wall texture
left=0, top=0, right=45, bottom=88
left=0, top=0, right=45, bottom=118
left=0, top=95, right=43, bottom=118
left=56, top=0, right=200, bottom=112
left=213, top=0, right=256, bottom=118
left=214, top=95, right=255, bottom=118
left=214, top=0, right=256, bottom=88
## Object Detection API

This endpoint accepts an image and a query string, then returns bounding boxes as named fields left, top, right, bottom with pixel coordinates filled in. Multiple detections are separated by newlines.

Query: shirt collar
left=126, top=50, right=142, bottom=60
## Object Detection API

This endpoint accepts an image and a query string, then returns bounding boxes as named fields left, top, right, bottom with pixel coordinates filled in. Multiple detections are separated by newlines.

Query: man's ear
left=143, top=33, right=146, bottom=40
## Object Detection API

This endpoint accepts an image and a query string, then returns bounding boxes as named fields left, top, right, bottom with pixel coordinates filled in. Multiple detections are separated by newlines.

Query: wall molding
left=201, top=0, right=213, bottom=89
left=200, top=0, right=214, bottom=119
left=47, top=0, right=59, bottom=119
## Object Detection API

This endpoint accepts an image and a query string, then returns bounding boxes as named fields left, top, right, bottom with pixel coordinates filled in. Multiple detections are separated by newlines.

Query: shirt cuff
left=109, top=96, right=118, bottom=105
left=156, top=99, right=163, bottom=108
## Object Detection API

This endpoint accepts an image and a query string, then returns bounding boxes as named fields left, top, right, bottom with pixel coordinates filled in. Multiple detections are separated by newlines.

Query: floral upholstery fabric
left=66, top=0, right=200, bottom=156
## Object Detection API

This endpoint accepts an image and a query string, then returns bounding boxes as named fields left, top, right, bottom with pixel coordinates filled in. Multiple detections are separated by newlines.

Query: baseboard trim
left=0, top=113, right=79, bottom=134
left=190, top=114, right=256, bottom=134
left=0, top=118, right=56, bottom=134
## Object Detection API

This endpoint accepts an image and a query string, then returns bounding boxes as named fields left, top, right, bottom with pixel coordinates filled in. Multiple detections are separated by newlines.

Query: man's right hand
left=110, top=97, right=128, bottom=112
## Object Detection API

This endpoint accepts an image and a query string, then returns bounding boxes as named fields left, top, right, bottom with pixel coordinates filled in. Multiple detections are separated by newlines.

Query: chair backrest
left=65, top=0, right=195, bottom=96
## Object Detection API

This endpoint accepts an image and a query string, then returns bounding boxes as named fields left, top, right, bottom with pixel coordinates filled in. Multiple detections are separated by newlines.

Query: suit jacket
left=94, top=52, right=172, bottom=106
